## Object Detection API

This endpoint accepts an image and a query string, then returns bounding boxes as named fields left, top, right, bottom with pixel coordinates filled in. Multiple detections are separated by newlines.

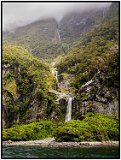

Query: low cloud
left=3, top=2, right=111, bottom=31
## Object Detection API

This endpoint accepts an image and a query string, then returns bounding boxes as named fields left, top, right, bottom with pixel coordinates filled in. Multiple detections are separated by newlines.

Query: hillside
left=3, top=18, right=63, bottom=61
left=58, top=8, right=107, bottom=44
left=56, top=6, right=119, bottom=120
left=3, top=6, right=110, bottom=61
left=2, top=43, right=58, bottom=128
left=2, top=2, right=119, bottom=144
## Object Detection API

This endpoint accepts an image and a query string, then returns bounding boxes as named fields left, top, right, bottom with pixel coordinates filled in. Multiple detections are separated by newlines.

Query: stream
left=51, top=63, right=74, bottom=122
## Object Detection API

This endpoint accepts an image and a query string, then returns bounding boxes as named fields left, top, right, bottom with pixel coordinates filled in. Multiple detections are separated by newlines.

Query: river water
left=2, top=145, right=119, bottom=158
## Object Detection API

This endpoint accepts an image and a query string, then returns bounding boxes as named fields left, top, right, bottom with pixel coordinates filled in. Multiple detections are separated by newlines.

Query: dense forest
left=2, top=2, right=119, bottom=142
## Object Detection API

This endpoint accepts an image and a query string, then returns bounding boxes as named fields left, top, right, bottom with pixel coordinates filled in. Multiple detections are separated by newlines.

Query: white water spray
left=81, top=79, right=93, bottom=88
left=65, top=97, right=73, bottom=122
left=56, top=92, right=68, bottom=102
left=55, top=70, right=59, bottom=87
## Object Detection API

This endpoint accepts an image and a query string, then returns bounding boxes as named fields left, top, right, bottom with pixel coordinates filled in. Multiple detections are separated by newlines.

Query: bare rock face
left=72, top=71, right=119, bottom=119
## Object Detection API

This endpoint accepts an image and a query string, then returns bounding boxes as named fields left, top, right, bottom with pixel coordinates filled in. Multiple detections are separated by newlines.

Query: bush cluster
left=3, top=120, right=56, bottom=141
left=55, top=113, right=119, bottom=142
left=2, top=113, right=119, bottom=142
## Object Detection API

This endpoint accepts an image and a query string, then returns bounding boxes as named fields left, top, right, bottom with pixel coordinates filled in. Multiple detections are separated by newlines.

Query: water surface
left=2, top=145, right=119, bottom=159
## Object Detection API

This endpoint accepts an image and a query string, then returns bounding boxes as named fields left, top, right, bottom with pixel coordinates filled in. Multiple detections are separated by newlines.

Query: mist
left=3, top=2, right=111, bottom=32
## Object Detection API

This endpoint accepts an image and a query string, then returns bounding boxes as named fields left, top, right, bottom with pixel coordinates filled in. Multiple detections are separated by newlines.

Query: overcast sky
left=3, top=2, right=111, bottom=31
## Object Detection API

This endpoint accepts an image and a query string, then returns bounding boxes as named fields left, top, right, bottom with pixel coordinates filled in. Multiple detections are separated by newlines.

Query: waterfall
left=102, top=10, right=105, bottom=19
left=55, top=70, right=59, bottom=87
left=51, top=62, right=74, bottom=122
left=56, top=92, right=68, bottom=102
left=51, top=63, right=59, bottom=88
left=57, top=27, right=65, bottom=54
left=81, top=79, right=93, bottom=88
left=55, top=92, right=74, bottom=122
left=57, top=29, right=61, bottom=42
left=65, top=97, right=73, bottom=122
left=55, top=70, right=58, bottom=77
left=81, top=71, right=100, bottom=89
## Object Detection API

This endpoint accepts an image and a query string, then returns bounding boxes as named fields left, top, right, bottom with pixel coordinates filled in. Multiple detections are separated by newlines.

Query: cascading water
left=55, top=70, right=59, bottom=87
left=56, top=93, right=68, bottom=102
left=56, top=93, right=74, bottom=122
left=51, top=62, right=74, bottom=122
left=81, top=79, right=93, bottom=88
left=51, top=63, right=59, bottom=88
left=55, top=70, right=58, bottom=77
left=65, top=97, right=73, bottom=122
left=57, top=29, right=61, bottom=42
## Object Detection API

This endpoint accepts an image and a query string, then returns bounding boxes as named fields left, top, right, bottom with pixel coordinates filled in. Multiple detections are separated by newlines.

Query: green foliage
left=80, top=93, right=88, bottom=101
left=4, top=4, right=118, bottom=61
left=3, top=19, right=64, bottom=61
left=104, top=50, right=119, bottom=88
left=4, top=114, right=118, bottom=142
left=2, top=120, right=56, bottom=141
left=56, top=16, right=119, bottom=94
left=55, top=113, right=119, bottom=142
left=3, top=43, right=56, bottom=126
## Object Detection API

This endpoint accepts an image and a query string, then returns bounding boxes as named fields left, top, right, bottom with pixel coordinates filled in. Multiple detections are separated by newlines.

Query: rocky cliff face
left=72, top=71, right=119, bottom=120
left=2, top=53, right=119, bottom=128
left=2, top=63, right=58, bottom=128
left=3, top=18, right=63, bottom=60
left=2, top=63, right=45, bottom=127
left=58, top=9, right=107, bottom=44
left=2, top=44, right=58, bottom=128
left=51, top=70, right=119, bottom=122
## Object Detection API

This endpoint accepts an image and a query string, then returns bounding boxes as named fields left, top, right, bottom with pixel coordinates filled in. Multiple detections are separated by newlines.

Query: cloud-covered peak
left=3, top=2, right=111, bottom=31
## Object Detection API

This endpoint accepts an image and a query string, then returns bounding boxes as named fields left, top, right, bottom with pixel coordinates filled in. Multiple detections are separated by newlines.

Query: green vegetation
left=3, top=120, right=56, bottom=141
left=55, top=113, right=119, bottom=142
left=104, top=49, right=119, bottom=88
left=4, top=4, right=118, bottom=61
left=3, top=43, right=57, bottom=127
left=56, top=17, right=119, bottom=94
left=2, top=113, right=119, bottom=142
left=3, top=18, right=63, bottom=61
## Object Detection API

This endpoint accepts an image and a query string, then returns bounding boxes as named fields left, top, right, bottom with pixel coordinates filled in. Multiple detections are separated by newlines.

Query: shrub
left=2, top=120, right=56, bottom=141
left=55, top=113, right=119, bottom=142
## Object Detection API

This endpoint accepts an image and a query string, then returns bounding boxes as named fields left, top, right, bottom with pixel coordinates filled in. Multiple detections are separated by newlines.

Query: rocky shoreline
left=2, top=138, right=119, bottom=148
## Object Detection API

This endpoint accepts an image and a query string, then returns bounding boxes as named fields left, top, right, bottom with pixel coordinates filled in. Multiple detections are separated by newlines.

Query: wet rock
left=72, top=71, right=119, bottom=119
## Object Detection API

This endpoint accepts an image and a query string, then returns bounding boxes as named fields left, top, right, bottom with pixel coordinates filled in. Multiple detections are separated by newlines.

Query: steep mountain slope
left=106, top=2, right=119, bottom=18
left=3, top=18, right=63, bottom=60
left=58, top=8, right=107, bottom=44
left=3, top=5, right=110, bottom=60
left=56, top=5, right=119, bottom=120
left=2, top=43, right=58, bottom=128
left=58, top=2, right=119, bottom=49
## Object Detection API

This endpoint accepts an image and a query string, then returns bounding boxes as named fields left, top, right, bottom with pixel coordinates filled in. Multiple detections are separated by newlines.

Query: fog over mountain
left=3, top=2, right=111, bottom=31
